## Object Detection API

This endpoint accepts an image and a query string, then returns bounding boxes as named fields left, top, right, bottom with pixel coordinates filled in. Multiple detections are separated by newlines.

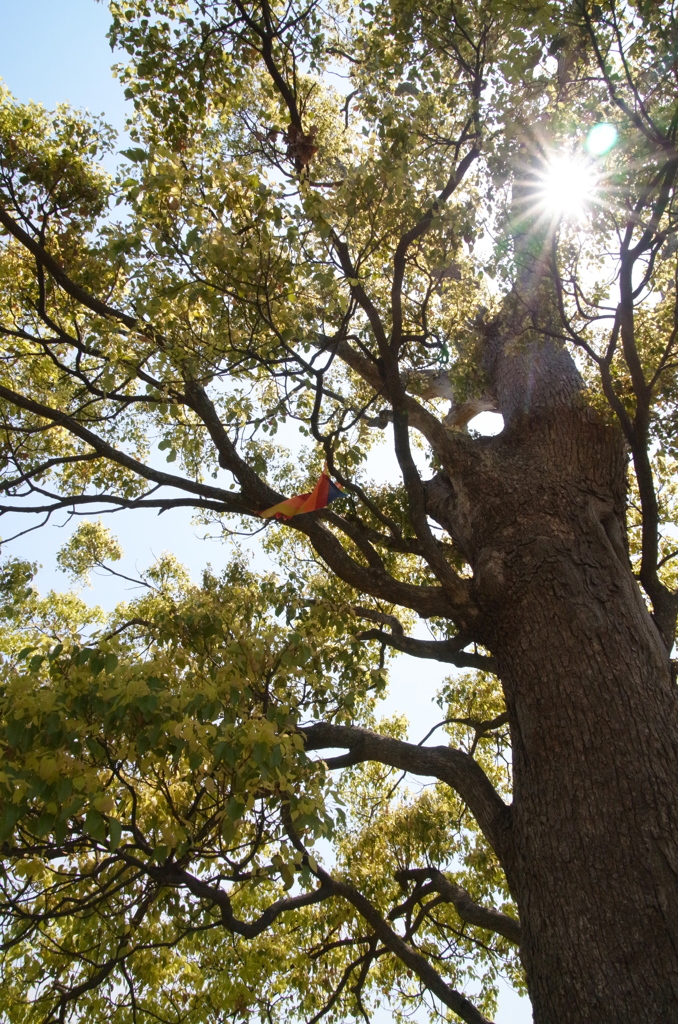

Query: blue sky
left=0, top=6, right=529, bottom=1020
left=1, top=0, right=126, bottom=129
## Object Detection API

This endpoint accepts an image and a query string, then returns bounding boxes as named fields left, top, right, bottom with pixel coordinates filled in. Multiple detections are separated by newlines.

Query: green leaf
left=226, top=796, right=245, bottom=822
left=86, top=737, right=106, bottom=759
left=0, top=803, right=23, bottom=842
left=395, top=81, right=419, bottom=96
left=120, top=146, right=148, bottom=163
left=104, top=652, right=119, bottom=674
left=90, top=654, right=107, bottom=676
left=108, top=818, right=123, bottom=851
left=84, top=809, right=107, bottom=842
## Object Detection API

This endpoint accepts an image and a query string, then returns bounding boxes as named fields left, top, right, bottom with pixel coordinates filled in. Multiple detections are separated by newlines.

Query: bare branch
left=302, top=722, right=512, bottom=867
left=350, top=605, right=405, bottom=635
left=394, top=867, right=521, bottom=945
left=282, top=815, right=496, bottom=1024
left=355, top=627, right=496, bottom=671
left=119, top=852, right=333, bottom=939
left=0, top=383, right=247, bottom=510
left=296, top=515, right=477, bottom=622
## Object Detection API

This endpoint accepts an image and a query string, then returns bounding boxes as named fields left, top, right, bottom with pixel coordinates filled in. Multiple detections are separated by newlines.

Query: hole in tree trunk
left=468, top=411, right=504, bottom=435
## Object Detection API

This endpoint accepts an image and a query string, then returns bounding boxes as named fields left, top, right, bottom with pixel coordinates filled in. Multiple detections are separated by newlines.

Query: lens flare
left=585, top=123, right=618, bottom=156
left=539, top=155, right=598, bottom=220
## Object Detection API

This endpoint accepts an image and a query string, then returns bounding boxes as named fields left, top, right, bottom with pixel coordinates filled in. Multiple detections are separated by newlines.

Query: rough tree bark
left=426, top=322, right=678, bottom=1022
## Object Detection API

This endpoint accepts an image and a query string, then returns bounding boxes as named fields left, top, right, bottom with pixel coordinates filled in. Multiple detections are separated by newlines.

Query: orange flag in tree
left=258, top=464, right=345, bottom=520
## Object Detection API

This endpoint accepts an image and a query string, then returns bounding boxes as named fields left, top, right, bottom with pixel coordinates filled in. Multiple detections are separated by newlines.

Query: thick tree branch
left=296, top=516, right=476, bottom=622
left=302, top=722, right=512, bottom=867
left=232, top=0, right=303, bottom=131
left=350, top=605, right=404, bottom=635
left=320, top=332, right=466, bottom=456
left=315, top=871, right=494, bottom=1024
left=280, top=811, right=495, bottom=1024
left=0, top=372, right=477, bottom=625
left=180, top=381, right=476, bottom=621
left=183, top=379, right=276, bottom=504
left=0, top=495, right=236, bottom=517
left=391, top=145, right=479, bottom=345
left=0, top=201, right=137, bottom=330
left=121, top=853, right=333, bottom=939
left=394, top=867, right=520, bottom=945
left=356, top=627, right=495, bottom=671
left=0, top=383, right=246, bottom=509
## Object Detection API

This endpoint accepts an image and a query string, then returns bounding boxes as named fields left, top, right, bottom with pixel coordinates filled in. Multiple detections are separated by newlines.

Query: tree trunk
left=431, top=402, right=678, bottom=1024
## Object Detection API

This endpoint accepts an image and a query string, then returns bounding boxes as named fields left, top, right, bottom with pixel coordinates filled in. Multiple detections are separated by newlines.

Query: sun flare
left=539, top=155, right=599, bottom=220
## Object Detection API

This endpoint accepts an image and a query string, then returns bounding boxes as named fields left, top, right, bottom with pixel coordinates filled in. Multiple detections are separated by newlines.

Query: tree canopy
left=0, top=1, right=677, bottom=1023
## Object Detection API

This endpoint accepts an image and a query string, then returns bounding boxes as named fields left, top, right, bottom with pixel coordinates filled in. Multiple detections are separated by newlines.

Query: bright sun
left=539, top=155, right=599, bottom=220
